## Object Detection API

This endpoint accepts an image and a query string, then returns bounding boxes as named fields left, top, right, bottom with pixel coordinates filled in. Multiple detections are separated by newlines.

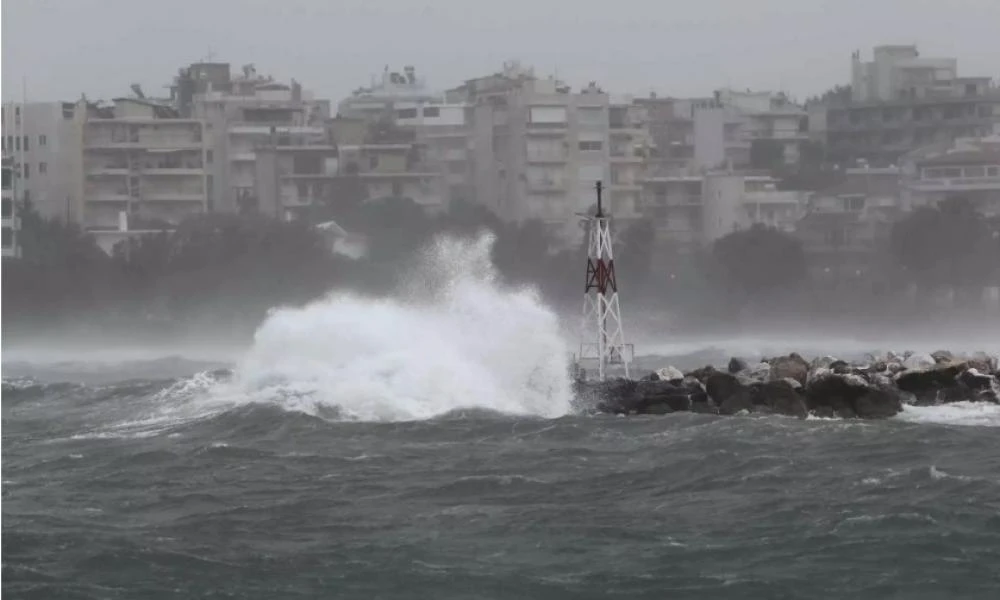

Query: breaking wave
left=228, top=233, right=573, bottom=421
left=896, top=401, right=1000, bottom=427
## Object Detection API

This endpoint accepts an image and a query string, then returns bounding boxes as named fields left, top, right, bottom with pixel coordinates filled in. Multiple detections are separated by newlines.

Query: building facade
left=2, top=155, right=19, bottom=258
left=814, top=45, right=1000, bottom=167
left=1, top=102, right=78, bottom=220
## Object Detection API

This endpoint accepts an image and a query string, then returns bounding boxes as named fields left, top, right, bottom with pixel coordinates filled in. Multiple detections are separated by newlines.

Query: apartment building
left=640, top=172, right=807, bottom=254
left=813, top=45, right=1000, bottom=167
left=607, top=97, right=650, bottom=220
left=1, top=102, right=78, bottom=220
left=182, top=63, right=332, bottom=214
left=2, top=155, right=19, bottom=258
left=797, top=167, right=903, bottom=278
left=328, top=116, right=445, bottom=211
left=902, top=142, right=1000, bottom=217
left=443, top=64, right=616, bottom=241
left=72, top=98, right=209, bottom=250
left=395, top=102, right=474, bottom=205
left=338, top=66, right=441, bottom=122
left=637, top=90, right=805, bottom=175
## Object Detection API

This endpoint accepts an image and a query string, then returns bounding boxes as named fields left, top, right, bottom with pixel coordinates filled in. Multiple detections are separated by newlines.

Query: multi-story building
left=812, top=45, right=1000, bottom=167
left=637, top=90, right=805, bottom=176
left=72, top=97, right=210, bottom=251
left=328, top=116, right=445, bottom=211
left=2, top=155, right=19, bottom=258
left=1, top=102, right=78, bottom=220
left=395, top=102, right=474, bottom=206
left=640, top=171, right=808, bottom=254
left=338, top=66, right=441, bottom=122
left=607, top=97, right=650, bottom=220
left=902, top=141, right=1000, bottom=217
left=443, top=64, right=615, bottom=241
left=182, top=63, right=331, bottom=214
left=796, top=167, right=903, bottom=278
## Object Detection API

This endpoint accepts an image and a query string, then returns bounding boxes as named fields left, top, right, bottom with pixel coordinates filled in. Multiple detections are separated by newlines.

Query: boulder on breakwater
left=577, top=350, right=999, bottom=419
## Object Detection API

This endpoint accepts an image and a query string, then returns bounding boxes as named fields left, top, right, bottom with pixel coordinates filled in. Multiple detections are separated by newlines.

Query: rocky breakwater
left=577, top=351, right=999, bottom=419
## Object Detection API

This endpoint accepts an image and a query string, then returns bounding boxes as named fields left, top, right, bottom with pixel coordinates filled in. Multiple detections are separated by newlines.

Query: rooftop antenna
left=577, top=181, right=631, bottom=381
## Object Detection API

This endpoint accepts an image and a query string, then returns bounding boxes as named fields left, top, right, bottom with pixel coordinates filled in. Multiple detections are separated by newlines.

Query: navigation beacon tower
left=578, top=181, right=631, bottom=381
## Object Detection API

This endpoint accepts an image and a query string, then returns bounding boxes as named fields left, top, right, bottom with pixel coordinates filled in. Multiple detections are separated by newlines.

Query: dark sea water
left=3, top=368, right=1000, bottom=600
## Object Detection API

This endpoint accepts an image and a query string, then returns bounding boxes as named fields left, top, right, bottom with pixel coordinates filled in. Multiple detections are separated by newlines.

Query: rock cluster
left=578, top=350, right=999, bottom=419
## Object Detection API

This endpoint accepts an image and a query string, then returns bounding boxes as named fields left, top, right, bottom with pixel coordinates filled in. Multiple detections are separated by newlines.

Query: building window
left=23, top=136, right=29, bottom=151
left=2, top=198, right=12, bottom=217
left=15, top=136, right=20, bottom=151
left=578, top=140, right=603, bottom=152
left=23, top=163, right=30, bottom=179
left=2, top=226, right=12, bottom=249
left=422, top=106, right=440, bottom=118
left=206, top=150, right=213, bottom=164
left=39, top=134, right=47, bottom=146
left=5, top=136, right=11, bottom=151
left=986, top=166, right=999, bottom=177
left=964, top=166, right=985, bottom=178
left=39, top=162, right=47, bottom=175
left=397, top=108, right=418, bottom=119
left=369, top=155, right=379, bottom=169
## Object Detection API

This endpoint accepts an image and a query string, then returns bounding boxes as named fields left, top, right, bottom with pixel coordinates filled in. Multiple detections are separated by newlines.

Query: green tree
left=712, top=224, right=807, bottom=300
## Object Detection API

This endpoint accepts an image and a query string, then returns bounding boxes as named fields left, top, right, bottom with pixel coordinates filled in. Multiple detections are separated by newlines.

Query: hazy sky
left=3, top=0, right=999, bottom=104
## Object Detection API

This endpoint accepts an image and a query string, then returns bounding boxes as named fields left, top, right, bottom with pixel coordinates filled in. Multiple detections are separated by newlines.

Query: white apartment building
left=850, top=45, right=983, bottom=103
left=338, top=66, right=442, bottom=122
left=396, top=102, right=473, bottom=205
left=903, top=144, right=1000, bottom=217
left=442, top=65, right=615, bottom=241
left=607, top=97, right=650, bottom=220
left=1, top=102, right=78, bottom=220
left=641, top=172, right=808, bottom=253
left=75, top=98, right=209, bottom=250
left=184, top=63, right=331, bottom=214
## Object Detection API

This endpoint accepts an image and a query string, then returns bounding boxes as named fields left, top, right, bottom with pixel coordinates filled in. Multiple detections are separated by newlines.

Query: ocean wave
left=896, top=401, right=1000, bottom=427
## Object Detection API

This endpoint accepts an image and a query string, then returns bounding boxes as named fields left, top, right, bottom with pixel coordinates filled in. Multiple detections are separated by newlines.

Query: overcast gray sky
left=3, top=0, right=999, bottom=104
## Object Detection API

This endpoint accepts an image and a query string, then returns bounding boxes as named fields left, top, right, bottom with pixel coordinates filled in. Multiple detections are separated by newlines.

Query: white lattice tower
left=578, top=181, right=630, bottom=381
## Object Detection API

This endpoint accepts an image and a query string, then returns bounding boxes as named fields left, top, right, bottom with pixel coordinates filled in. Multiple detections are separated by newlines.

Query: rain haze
left=3, top=1, right=1000, bottom=598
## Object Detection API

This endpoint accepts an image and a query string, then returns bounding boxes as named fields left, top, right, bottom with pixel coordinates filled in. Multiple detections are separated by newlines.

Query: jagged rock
left=962, top=352, right=997, bottom=375
left=718, top=387, right=754, bottom=415
left=805, top=372, right=901, bottom=418
left=895, top=362, right=967, bottom=405
left=811, top=356, right=840, bottom=371
left=931, top=350, right=954, bottom=364
left=829, top=360, right=851, bottom=374
left=654, top=366, right=684, bottom=382
left=728, top=357, right=749, bottom=374
left=770, top=353, right=810, bottom=386
left=705, top=372, right=743, bottom=405
left=753, top=380, right=808, bottom=418
left=902, top=352, right=935, bottom=371
left=956, top=368, right=999, bottom=403
left=634, top=380, right=694, bottom=413
left=684, top=365, right=717, bottom=383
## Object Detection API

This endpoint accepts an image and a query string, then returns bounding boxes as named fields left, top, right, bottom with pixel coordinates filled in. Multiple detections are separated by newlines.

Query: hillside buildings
left=811, top=45, right=1000, bottom=167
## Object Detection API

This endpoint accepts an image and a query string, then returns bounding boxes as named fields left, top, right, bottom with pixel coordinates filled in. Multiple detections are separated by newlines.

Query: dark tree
left=890, top=196, right=995, bottom=289
left=712, top=224, right=808, bottom=298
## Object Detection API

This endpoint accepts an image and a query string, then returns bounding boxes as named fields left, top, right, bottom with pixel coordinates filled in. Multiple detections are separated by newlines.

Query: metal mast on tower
left=578, top=181, right=631, bottom=381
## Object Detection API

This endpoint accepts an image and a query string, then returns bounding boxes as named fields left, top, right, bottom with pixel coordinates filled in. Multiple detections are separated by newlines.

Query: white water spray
left=231, top=233, right=573, bottom=421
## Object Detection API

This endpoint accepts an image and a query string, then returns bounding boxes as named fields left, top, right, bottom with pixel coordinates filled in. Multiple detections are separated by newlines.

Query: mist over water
left=231, top=233, right=573, bottom=421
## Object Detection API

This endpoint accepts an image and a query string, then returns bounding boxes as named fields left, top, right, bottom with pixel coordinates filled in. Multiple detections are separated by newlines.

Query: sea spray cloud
left=233, top=232, right=573, bottom=421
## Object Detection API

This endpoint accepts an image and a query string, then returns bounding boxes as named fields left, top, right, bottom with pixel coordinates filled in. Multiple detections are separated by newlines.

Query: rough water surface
left=3, top=372, right=1000, bottom=599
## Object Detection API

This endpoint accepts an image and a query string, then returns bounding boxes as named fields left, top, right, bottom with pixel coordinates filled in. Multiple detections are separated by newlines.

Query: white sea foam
left=228, top=233, right=573, bottom=422
left=896, top=401, right=1000, bottom=427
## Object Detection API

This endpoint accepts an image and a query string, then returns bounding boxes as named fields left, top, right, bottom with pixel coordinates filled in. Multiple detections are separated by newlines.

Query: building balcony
left=143, top=167, right=204, bottom=176
left=84, top=191, right=130, bottom=202
left=142, top=191, right=206, bottom=202
left=526, top=153, right=568, bottom=164
left=525, top=123, right=568, bottom=136
left=907, top=176, right=1000, bottom=192
left=609, top=152, right=644, bottom=163
left=87, top=167, right=130, bottom=176
left=744, top=191, right=805, bottom=205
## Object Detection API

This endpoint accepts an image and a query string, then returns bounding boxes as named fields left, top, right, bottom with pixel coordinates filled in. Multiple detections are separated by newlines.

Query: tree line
left=3, top=193, right=997, bottom=342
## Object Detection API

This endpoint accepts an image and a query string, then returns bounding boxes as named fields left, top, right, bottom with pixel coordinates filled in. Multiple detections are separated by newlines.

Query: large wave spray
left=231, top=233, right=573, bottom=421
